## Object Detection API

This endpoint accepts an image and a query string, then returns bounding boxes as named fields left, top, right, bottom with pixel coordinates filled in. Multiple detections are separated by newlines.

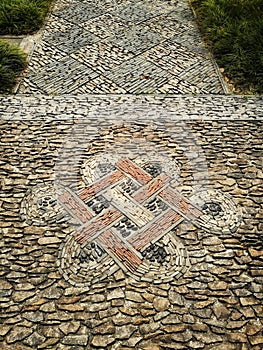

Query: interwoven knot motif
left=58, top=158, right=204, bottom=282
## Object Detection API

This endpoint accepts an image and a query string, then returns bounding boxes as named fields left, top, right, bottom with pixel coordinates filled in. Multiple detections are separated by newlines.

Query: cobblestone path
left=1, top=0, right=263, bottom=349
left=17, top=0, right=226, bottom=94
left=1, top=94, right=263, bottom=349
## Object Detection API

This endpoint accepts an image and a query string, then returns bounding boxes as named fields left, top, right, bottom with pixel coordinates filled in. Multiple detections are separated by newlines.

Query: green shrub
left=0, top=0, right=52, bottom=35
left=191, top=0, right=263, bottom=93
left=0, top=40, right=27, bottom=93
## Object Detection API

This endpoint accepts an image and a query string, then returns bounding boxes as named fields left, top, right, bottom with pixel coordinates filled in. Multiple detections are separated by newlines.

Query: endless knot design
left=58, top=158, right=204, bottom=279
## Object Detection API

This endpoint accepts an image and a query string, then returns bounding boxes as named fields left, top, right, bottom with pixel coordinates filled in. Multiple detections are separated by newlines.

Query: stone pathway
left=1, top=94, right=263, bottom=349
left=1, top=0, right=263, bottom=349
left=17, top=0, right=226, bottom=94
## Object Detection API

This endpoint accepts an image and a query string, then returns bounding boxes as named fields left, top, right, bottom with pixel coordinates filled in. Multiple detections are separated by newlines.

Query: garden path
left=1, top=1, right=262, bottom=349
left=17, top=0, right=226, bottom=94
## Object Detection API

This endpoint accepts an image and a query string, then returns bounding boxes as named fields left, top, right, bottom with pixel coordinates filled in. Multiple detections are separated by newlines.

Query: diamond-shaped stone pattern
left=18, top=0, right=226, bottom=94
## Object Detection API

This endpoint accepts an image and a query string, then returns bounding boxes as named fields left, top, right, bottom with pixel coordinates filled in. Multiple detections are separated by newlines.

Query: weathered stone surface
left=248, top=335, right=263, bottom=346
left=164, top=324, right=186, bottom=333
left=57, top=304, right=84, bottom=312
left=208, top=281, right=228, bottom=290
left=140, top=322, right=160, bottom=335
left=22, top=332, right=46, bottom=347
left=22, top=311, right=44, bottom=322
left=246, top=322, right=262, bottom=336
left=0, top=325, right=12, bottom=337
left=38, top=338, right=60, bottom=348
left=114, top=269, right=126, bottom=281
left=171, top=329, right=192, bottom=342
left=226, top=320, right=248, bottom=329
left=41, top=286, right=63, bottom=299
left=120, top=306, right=140, bottom=316
left=15, top=283, right=35, bottom=291
left=0, top=280, right=12, bottom=289
left=93, top=322, right=115, bottom=335
left=38, top=237, right=61, bottom=245
left=40, top=326, right=62, bottom=338
left=40, top=301, right=56, bottom=312
left=195, top=333, right=223, bottom=344
left=107, top=288, right=125, bottom=300
left=112, top=313, right=132, bottom=326
left=248, top=248, right=262, bottom=258
left=193, top=300, right=214, bottom=309
left=91, top=335, right=115, bottom=347
left=125, top=291, right=144, bottom=303
left=168, top=289, right=185, bottom=306
left=62, top=335, right=89, bottom=346
left=115, top=325, right=136, bottom=339
left=240, top=296, right=258, bottom=306
left=123, top=335, right=143, bottom=347
left=13, top=291, right=35, bottom=303
left=161, top=314, right=181, bottom=325
left=209, top=344, right=237, bottom=350
left=153, top=297, right=170, bottom=311
left=228, top=332, right=248, bottom=343
left=6, top=326, right=33, bottom=344
left=59, top=321, right=81, bottom=335
left=188, top=340, right=205, bottom=349
left=141, top=309, right=156, bottom=317
left=212, top=301, right=230, bottom=319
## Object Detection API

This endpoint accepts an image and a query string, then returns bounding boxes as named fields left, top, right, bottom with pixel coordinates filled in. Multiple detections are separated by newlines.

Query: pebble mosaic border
left=1, top=94, right=262, bottom=121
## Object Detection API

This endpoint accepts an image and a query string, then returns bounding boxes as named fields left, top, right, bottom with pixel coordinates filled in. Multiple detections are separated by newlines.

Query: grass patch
left=191, top=0, right=263, bottom=94
left=0, top=0, right=53, bottom=35
left=0, top=40, right=27, bottom=93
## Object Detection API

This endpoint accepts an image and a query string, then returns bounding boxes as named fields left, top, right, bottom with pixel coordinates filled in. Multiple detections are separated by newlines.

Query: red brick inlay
left=78, top=170, right=125, bottom=202
left=133, top=173, right=171, bottom=204
left=159, top=187, right=202, bottom=221
left=116, top=159, right=152, bottom=184
left=60, top=158, right=203, bottom=275
left=97, top=230, right=142, bottom=272
left=129, top=209, right=183, bottom=251
left=59, top=189, right=92, bottom=223
left=74, top=208, right=122, bottom=243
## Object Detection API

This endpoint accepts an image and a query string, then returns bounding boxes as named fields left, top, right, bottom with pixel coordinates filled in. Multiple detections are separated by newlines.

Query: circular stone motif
left=59, top=235, right=118, bottom=287
left=137, top=232, right=190, bottom=283
left=59, top=231, right=190, bottom=286
left=21, top=184, right=65, bottom=225
left=192, top=189, right=242, bottom=234
left=80, top=148, right=180, bottom=186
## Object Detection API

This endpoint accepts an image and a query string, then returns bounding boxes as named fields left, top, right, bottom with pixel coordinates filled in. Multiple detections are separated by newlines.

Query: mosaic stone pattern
left=17, top=0, right=226, bottom=94
left=1, top=0, right=262, bottom=344
left=20, top=154, right=241, bottom=287
left=0, top=95, right=263, bottom=349
left=56, top=158, right=194, bottom=285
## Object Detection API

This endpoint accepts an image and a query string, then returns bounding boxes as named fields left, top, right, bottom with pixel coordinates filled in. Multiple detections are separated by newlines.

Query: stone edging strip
left=0, top=94, right=262, bottom=121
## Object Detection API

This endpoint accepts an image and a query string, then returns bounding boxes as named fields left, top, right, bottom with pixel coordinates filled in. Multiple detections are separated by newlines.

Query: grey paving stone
left=17, top=0, right=226, bottom=94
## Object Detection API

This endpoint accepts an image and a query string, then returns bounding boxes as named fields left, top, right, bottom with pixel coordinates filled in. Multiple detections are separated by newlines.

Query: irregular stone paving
left=0, top=94, right=263, bottom=349
left=17, top=0, right=226, bottom=94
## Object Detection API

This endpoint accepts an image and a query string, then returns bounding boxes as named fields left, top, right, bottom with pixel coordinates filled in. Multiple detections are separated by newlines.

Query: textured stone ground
left=1, top=0, right=263, bottom=349
left=17, top=0, right=226, bottom=94
left=0, top=95, right=263, bottom=349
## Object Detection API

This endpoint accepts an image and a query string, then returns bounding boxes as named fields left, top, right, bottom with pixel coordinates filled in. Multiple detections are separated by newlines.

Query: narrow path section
left=17, top=0, right=226, bottom=94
